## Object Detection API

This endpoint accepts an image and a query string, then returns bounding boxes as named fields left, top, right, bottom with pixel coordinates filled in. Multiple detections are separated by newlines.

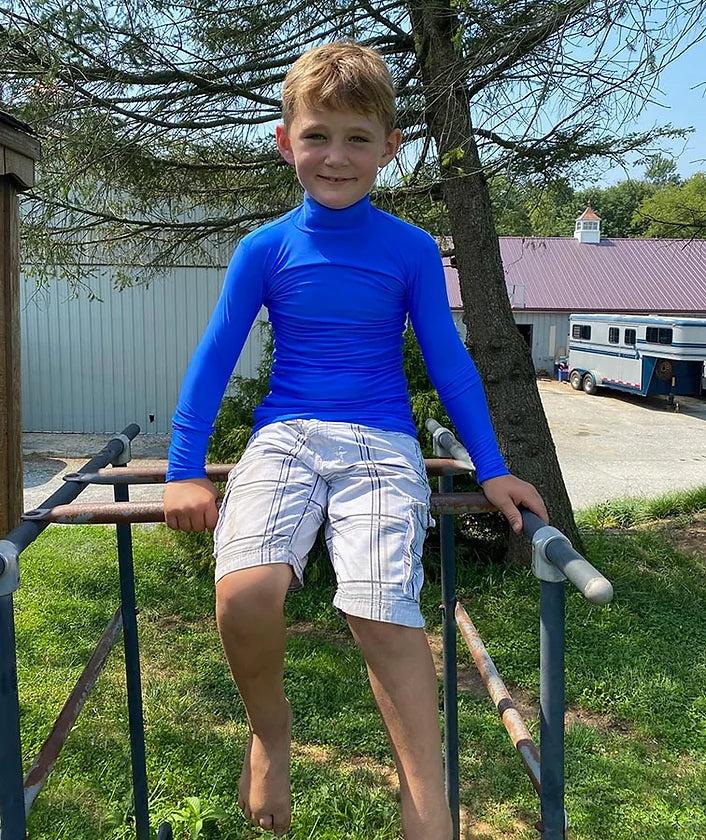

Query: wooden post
left=0, top=113, right=40, bottom=536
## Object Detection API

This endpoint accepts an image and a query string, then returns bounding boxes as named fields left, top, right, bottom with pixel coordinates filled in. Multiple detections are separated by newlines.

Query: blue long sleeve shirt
left=167, top=193, right=508, bottom=484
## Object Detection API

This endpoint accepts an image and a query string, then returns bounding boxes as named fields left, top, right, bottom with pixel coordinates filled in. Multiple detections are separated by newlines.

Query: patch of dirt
left=459, top=808, right=537, bottom=840
left=287, top=620, right=351, bottom=647
left=656, top=512, right=706, bottom=563
left=427, top=630, right=629, bottom=735
left=292, top=743, right=397, bottom=787
left=600, top=512, right=706, bottom=566
left=426, top=632, right=495, bottom=700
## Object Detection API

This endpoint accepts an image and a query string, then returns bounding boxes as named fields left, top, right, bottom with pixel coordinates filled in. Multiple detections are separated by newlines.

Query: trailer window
left=624, top=329, right=636, bottom=346
left=646, top=327, right=673, bottom=345
left=572, top=324, right=591, bottom=340
left=608, top=327, right=619, bottom=344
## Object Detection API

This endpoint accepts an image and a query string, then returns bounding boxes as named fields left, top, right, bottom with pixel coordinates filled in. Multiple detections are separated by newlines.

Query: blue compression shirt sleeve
left=408, top=236, right=509, bottom=484
left=166, top=239, right=266, bottom=481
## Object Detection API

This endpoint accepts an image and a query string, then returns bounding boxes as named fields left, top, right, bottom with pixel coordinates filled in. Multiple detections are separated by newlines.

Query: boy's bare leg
left=346, top=616, right=453, bottom=840
left=216, top=564, right=294, bottom=836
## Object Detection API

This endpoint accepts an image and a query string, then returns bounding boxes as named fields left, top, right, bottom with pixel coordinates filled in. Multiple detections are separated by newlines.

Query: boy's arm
left=408, top=235, right=548, bottom=529
left=164, top=239, right=266, bottom=530
left=167, top=238, right=266, bottom=481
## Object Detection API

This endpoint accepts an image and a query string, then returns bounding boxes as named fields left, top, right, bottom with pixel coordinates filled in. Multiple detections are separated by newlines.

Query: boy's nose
left=324, top=144, right=349, bottom=166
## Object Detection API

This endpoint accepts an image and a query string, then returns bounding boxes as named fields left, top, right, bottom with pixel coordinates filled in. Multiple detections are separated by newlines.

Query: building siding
left=514, top=312, right=571, bottom=373
left=21, top=269, right=266, bottom=434
left=453, top=311, right=570, bottom=374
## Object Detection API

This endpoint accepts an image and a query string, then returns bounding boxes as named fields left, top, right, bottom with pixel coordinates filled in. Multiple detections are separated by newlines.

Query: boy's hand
left=164, top=478, right=221, bottom=532
left=481, top=474, right=548, bottom=534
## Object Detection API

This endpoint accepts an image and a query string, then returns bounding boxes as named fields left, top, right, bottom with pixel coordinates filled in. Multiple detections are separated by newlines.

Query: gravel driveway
left=22, top=381, right=706, bottom=512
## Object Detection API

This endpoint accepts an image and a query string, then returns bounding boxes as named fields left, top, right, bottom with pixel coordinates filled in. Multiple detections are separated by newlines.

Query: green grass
left=575, top=485, right=706, bottom=530
left=11, top=487, right=706, bottom=839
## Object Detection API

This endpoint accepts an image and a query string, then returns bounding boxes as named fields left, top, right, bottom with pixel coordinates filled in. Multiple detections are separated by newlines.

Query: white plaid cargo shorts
left=213, top=420, right=434, bottom=627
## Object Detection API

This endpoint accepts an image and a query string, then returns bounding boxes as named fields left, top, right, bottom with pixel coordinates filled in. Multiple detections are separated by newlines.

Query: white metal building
left=20, top=268, right=266, bottom=435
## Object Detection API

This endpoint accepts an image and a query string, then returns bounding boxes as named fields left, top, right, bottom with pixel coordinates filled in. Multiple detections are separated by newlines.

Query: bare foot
left=238, top=700, right=292, bottom=835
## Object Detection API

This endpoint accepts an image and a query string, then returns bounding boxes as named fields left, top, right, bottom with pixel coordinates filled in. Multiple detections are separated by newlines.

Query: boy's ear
left=276, top=124, right=295, bottom=164
left=379, top=128, right=402, bottom=169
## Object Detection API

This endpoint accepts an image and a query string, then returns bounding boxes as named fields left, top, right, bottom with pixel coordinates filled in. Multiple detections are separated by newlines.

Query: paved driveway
left=539, top=380, right=706, bottom=508
left=22, top=433, right=171, bottom=511
left=22, top=381, right=706, bottom=512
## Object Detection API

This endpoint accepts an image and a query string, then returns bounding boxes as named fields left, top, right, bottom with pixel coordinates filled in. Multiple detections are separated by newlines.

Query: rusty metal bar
left=23, top=502, right=166, bottom=525
left=431, top=492, right=495, bottom=515
left=63, top=463, right=237, bottom=485
left=426, top=459, right=474, bottom=477
left=455, top=600, right=542, bottom=797
left=23, top=492, right=496, bottom=525
left=63, top=457, right=474, bottom=487
left=23, top=607, right=123, bottom=815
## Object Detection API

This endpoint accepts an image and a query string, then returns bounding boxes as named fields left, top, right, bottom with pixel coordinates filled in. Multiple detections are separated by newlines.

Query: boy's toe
left=273, top=815, right=291, bottom=836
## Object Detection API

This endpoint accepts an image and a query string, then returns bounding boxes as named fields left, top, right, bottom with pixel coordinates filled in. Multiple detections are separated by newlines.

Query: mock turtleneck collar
left=297, top=193, right=372, bottom=231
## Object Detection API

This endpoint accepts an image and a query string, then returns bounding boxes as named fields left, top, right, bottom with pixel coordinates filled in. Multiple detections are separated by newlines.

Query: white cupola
left=574, top=206, right=601, bottom=244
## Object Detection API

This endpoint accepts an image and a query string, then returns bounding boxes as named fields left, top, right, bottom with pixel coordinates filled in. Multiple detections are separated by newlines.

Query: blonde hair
left=282, top=42, right=397, bottom=135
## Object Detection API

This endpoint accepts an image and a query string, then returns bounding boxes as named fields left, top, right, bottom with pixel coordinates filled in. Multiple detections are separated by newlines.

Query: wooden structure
left=0, top=112, right=40, bottom=535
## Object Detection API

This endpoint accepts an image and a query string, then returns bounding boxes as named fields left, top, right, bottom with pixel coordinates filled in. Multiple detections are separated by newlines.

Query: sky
left=597, top=34, right=706, bottom=185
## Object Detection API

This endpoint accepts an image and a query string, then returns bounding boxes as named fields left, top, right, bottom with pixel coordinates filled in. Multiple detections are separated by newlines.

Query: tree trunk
left=408, top=1, right=582, bottom=558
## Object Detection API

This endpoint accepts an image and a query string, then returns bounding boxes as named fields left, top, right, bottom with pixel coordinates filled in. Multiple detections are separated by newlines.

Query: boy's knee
left=346, top=614, right=424, bottom=651
left=216, top=564, right=293, bottom=630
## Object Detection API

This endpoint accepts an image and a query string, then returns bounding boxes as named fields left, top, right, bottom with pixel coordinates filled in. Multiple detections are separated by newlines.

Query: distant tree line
left=482, top=155, right=706, bottom=239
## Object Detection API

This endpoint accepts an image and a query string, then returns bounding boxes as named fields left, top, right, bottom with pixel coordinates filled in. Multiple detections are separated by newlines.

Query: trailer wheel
left=569, top=370, right=583, bottom=390
left=655, top=359, right=673, bottom=381
left=583, top=372, right=598, bottom=395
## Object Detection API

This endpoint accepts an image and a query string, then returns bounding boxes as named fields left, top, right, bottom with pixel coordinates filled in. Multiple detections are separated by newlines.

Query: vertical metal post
left=439, top=473, right=460, bottom=840
left=539, top=580, right=566, bottom=840
left=113, top=472, right=150, bottom=840
left=0, top=593, right=27, bottom=840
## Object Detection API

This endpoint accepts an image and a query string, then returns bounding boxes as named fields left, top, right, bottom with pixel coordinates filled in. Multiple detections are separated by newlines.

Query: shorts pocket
left=401, top=500, right=431, bottom=600
left=212, top=473, right=237, bottom=553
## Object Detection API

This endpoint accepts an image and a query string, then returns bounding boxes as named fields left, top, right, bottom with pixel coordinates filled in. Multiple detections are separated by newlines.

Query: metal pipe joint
left=531, top=526, right=570, bottom=584
left=110, top=434, right=133, bottom=467
left=0, top=542, right=20, bottom=596
left=532, top=525, right=614, bottom=605
left=425, top=418, right=474, bottom=469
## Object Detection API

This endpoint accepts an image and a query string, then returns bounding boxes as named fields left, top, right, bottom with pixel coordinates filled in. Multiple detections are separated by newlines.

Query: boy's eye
left=350, top=136, right=369, bottom=143
left=304, top=133, right=326, bottom=140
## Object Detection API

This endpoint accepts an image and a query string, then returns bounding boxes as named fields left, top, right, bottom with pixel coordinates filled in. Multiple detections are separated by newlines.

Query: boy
left=164, top=42, right=547, bottom=840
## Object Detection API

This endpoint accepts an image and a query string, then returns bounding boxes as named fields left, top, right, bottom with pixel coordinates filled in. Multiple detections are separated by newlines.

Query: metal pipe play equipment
left=0, top=422, right=612, bottom=840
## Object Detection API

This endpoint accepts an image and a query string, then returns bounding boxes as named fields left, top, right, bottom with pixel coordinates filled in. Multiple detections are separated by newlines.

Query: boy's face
left=276, top=107, right=401, bottom=210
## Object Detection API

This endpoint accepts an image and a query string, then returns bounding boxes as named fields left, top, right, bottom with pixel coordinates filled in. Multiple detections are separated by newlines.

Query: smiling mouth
left=318, top=176, right=354, bottom=184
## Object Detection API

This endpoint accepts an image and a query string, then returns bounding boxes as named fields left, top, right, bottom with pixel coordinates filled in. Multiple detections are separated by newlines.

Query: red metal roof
left=576, top=206, right=601, bottom=221
left=443, top=237, right=706, bottom=314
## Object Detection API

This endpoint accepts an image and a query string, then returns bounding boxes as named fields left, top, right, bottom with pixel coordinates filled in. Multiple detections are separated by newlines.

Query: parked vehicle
left=568, top=314, right=706, bottom=398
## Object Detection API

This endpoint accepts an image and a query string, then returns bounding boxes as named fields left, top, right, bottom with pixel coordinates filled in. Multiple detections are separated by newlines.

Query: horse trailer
left=568, top=314, right=706, bottom=398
